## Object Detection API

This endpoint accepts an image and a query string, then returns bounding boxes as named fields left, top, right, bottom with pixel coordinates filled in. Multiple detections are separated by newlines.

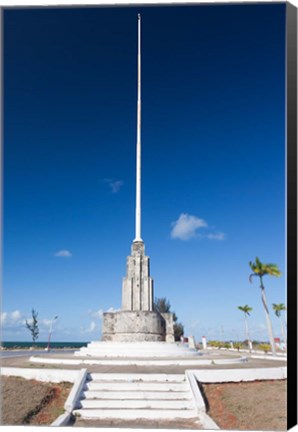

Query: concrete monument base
left=74, top=341, right=200, bottom=357
left=102, top=310, right=175, bottom=343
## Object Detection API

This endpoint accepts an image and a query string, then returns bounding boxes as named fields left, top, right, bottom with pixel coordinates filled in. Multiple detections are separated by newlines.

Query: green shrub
left=258, top=343, right=271, bottom=353
left=234, top=342, right=242, bottom=351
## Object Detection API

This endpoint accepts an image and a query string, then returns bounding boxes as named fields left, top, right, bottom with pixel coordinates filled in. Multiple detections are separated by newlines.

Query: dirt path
left=201, top=380, right=287, bottom=430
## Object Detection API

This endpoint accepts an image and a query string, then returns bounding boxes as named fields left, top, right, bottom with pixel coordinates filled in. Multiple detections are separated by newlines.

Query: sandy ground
left=1, top=376, right=72, bottom=426
left=202, top=380, right=287, bottom=430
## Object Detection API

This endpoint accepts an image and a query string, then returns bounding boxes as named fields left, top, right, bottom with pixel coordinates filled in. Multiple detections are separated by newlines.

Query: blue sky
left=2, top=4, right=286, bottom=343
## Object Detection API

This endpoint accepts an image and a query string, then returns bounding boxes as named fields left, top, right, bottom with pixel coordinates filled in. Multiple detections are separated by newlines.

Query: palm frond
left=249, top=273, right=257, bottom=283
left=272, top=303, right=286, bottom=317
left=238, top=305, right=253, bottom=315
left=249, top=258, right=281, bottom=278
left=265, top=264, right=282, bottom=277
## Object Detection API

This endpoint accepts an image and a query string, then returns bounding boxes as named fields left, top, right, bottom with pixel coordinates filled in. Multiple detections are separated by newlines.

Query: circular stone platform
left=73, top=341, right=201, bottom=358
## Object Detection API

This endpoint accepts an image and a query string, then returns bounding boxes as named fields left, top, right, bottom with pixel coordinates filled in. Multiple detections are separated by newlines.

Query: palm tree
left=272, top=303, right=287, bottom=346
left=249, top=257, right=282, bottom=356
left=237, top=305, right=253, bottom=351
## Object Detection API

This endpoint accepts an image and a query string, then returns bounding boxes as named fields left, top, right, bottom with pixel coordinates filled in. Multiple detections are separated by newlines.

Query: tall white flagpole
left=134, top=14, right=142, bottom=242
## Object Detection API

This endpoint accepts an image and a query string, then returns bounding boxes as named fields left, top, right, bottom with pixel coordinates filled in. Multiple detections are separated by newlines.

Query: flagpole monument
left=100, top=14, right=174, bottom=342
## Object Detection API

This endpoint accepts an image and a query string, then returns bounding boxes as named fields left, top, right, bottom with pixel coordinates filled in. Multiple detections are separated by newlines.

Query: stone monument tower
left=102, top=15, right=174, bottom=343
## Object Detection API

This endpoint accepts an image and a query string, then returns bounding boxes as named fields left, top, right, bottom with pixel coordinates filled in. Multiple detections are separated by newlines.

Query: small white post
left=46, top=315, right=58, bottom=351
left=202, top=336, right=207, bottom=350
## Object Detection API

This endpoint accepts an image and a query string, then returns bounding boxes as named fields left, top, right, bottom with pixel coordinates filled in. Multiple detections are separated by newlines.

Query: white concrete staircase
left=73, top=373, right=199, bottom=422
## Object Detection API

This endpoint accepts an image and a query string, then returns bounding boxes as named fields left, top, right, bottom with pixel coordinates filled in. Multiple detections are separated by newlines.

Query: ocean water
left=1, top=341, right=88, bottom=349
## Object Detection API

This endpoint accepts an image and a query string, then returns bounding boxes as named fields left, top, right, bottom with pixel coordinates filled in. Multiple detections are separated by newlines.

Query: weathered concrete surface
left=122, top=241, right=153, bottom=312
left=102, top=240, right=174, bottom=342
left=161, top=313, right=175, bottom=343
left=102, top=311, right=166, bottom=342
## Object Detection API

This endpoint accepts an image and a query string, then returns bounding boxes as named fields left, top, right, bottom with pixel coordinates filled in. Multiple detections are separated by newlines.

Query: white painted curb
left=206, top=346, right=287, bottom=357
left=185, top=370, right=205, bottom=412
left=191, top=366, right=287, bottom=383
left=29, top=356, right=81, bottom=365
left=251, top=354, right=287, bottom=361
left=185, top=371, right=220, bottom=429
left=64, top=368, right=88, bottom=413
left=198, top=411, right=220, bottom=429
left=51, top=368, right=88, bottom=426
left=29, top=355, right=247, bottom=366
left=1, top=367, right=79, bottom=383
left=51, top=412, right=72, bottom=426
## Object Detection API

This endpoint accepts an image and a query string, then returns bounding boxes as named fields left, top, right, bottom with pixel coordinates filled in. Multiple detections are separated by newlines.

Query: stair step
left=89, top=373, right=186, bottom=382
left=75, top=342, right=199, bottom=358
left=73, top=408, right=198, bottom=420
left=86, top=382, right=189, bottom=392
left=83, top=390, right=192, bottom=400
left=73, top=372, right=197, bottom=423
left=79, top=399, right=193, bottom=409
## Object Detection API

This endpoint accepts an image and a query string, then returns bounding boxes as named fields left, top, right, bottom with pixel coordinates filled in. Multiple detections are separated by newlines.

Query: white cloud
left=107, top=307, right=120, bottom=313
left=1, top=310, right=26, bottom=328
left=86, top=321, right=97, bottom=333
left=206, top=232, right=226, bottom=241
left=88, top=307, right=120, bottom=320
left=1, top=312, right=8, bottom=324
left=40, top=319, right=52, bottom=327
left=11, top=310, right=22, bottom=321
left=54, top=250, right=72, bottom=258
left=81, top=321, right=98, bottom=334
left=104, top=179, right=123, bottom=194
left=88, top=309, right=104, bottom=319
left=110, top=180, right=123, bottom=193
left=171, top=213, right=207, bottom=240
left=170, top=213, right=226, bottom=242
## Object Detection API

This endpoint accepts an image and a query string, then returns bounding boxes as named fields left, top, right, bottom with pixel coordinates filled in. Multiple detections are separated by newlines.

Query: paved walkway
left=1, top=350, right=286, bottom=374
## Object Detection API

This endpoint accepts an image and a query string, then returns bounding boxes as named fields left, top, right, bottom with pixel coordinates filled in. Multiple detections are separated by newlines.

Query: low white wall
left=206, top=346, right=287, bottom=358
left=1, top=367, right=79, bottom=383
left=198, top=412, right=220, bottom=430
left=51, top=412, right=72, bottom=427
left=185, top=370, right=205, bottom=412
left=190, top=366, right=287, bottom=383
left=30, top=356, right=81, bottom=365
left=185, top=370, right=220, bottom=429
left=64, top=368, right=88, bottom=412
left=251, top=354, right=287, bottom=361
left=29, top=355, right=247, bottom=367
